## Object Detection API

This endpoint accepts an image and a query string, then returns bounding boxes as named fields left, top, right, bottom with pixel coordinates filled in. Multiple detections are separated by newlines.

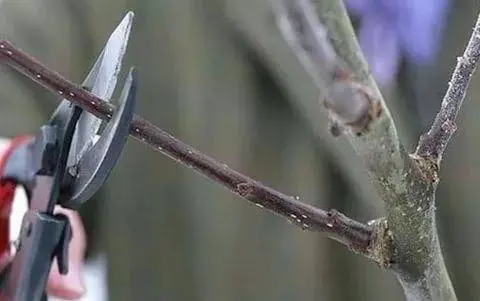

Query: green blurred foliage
left=0, top=0, right=477, bottom=300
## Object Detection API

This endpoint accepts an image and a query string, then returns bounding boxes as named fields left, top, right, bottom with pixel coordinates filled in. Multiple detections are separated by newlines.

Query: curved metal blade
left=60, top=68, right=137, bottom=209
left=65, top=11, right=134, bottom=167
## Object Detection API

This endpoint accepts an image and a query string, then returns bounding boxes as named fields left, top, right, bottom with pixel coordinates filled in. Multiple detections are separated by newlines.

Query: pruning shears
left=0, top=12, right=136, bottom=300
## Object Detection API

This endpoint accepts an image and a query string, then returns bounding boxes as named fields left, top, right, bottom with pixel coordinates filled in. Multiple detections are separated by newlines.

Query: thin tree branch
left=416, top=15, right=480, bottom=165
left=0, top=39, right=384, bottom=260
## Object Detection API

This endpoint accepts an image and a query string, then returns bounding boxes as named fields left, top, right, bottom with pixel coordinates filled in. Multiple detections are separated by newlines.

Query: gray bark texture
left=271, top=0, right=480, bottom=300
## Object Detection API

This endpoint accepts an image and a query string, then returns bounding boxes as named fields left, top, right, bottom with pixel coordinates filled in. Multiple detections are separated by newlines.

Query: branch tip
left=416, top=13, right=480, bottom=165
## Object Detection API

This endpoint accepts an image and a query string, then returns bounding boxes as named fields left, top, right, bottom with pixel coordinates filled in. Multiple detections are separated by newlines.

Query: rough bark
left=270, top=0, right=480, bottom=300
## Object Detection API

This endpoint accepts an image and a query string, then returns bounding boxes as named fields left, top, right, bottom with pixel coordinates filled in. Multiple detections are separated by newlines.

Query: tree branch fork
left=272, top=0, right=480, bottom=300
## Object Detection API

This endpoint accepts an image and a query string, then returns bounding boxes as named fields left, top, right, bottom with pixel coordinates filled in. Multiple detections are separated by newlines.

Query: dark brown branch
left=416, top=15, right=480, bottom=164
left=0, top=39, right=377, bottom=257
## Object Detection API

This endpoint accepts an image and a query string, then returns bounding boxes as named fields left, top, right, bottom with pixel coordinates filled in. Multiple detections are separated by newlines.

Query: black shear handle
left=0, top=113, right=77, bottom=301
left=0, top=203, right=71, bottom=301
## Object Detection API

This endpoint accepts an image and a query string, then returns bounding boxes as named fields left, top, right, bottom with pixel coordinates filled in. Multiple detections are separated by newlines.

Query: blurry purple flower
left=346, top=0, right=450, bottom=86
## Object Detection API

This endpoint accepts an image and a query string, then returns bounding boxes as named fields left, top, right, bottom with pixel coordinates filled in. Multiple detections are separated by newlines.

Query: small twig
left=271, top=0, right=380, bottom=135
left=0, top=39, right=377, bottom=257
left=416, top=15, right=480, bottom=164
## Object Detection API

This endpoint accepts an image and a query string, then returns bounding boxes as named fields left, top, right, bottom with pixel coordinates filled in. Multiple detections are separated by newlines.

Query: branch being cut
left=0, top=39, right=388, bottom=261
left=416, top=16, right=480, bottom=165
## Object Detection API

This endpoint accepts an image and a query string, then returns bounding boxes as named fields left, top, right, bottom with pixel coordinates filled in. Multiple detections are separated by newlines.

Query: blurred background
left=0, top=0, right=477, bottom=300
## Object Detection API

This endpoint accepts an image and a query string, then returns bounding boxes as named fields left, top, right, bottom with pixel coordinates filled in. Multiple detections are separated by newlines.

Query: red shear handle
left=0, top=136, right=32, bottom=257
